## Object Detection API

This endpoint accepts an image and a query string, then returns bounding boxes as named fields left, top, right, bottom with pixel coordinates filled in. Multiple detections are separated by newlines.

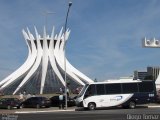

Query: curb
left=148, top=105, right=160, bottom=108
left=15, top=109, right=75, bottom=114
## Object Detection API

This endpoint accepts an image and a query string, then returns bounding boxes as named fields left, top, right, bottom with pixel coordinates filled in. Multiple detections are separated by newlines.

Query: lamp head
left=69, top=1, right=72, bottom=7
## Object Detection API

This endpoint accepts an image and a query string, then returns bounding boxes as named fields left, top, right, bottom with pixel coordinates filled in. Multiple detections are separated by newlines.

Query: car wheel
left=88, top=102, right=96, bottom=110
left=36, top=104, right=40, bottom=109
left=45, top=106, right=50, bottom=108
left=17, top=106, right=20, bottom=109
left=129, top=101, right=136, bottom=109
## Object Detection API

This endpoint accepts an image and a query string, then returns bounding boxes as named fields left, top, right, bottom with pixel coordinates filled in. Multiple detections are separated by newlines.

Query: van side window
left=84, top=85, right=96, bottom=98
left=105, top=84, right=121, bottom=94
left=122, top=83, right=138, bottom=93
left=138, top=81, right=154, bottom=92
left=96, top=84, right=105, bottom=95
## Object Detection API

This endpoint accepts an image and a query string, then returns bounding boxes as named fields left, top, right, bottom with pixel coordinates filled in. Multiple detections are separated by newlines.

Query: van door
left=96, top=84, right=106, bottom=107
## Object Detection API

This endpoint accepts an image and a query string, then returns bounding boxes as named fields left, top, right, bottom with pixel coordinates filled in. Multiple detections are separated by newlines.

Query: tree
left=94, top=78, right=98, bottom=82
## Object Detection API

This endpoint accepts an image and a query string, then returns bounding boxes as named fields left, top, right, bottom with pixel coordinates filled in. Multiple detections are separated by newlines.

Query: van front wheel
left=88, top=102, right=96, bottom=110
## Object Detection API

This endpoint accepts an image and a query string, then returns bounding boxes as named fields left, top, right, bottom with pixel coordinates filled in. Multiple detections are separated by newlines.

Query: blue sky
left=0, top=0, right=160, bottom=81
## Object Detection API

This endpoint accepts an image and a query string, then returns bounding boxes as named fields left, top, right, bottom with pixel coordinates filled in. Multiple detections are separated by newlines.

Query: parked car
left=0, top=98, right=21, bottom=109
left=50, top=95, right=75, bottom=107
left=21, top=97, right=50, bottom=108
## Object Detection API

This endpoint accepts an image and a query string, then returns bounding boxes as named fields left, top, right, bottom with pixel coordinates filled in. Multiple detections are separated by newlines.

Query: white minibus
left=75, top=79, right=156, bottom=110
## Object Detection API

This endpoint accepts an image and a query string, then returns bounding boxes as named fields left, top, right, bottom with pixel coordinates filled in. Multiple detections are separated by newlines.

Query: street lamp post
left=142, top=37, right=160, bottom=48
left=64, top=1, right=72, bottom=110
left=142, top=37, right=160, bottom=89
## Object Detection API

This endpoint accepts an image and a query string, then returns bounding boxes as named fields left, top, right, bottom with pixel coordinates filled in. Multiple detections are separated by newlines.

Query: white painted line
left=15, top=109, right=75, bottom=114
left=148, top=106, right=160, bottom=108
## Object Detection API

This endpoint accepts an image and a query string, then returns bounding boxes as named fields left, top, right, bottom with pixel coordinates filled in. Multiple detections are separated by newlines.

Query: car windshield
left=77, top=84, right=89, bottom=98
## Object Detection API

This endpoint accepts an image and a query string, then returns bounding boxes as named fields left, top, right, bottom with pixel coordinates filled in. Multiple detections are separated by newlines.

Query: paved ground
left=0, top=103, right=160, bottom=114
left=1, top=107, right=160, bottom=120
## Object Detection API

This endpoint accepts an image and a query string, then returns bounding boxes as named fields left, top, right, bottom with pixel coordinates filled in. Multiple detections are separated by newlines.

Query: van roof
left=89, top=79, right=142, bottom=84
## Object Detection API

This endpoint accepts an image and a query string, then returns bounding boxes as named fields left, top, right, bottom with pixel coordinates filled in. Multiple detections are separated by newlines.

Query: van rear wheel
left=88, top=102, right=96, bottom=110
left=129, top=101, right=136, bottom=109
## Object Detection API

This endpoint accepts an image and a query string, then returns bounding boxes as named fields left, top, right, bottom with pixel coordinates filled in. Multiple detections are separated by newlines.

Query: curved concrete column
left=0, top=26, right=93, bottom=95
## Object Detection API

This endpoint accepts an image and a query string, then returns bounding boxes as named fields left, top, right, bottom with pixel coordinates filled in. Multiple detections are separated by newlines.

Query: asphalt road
left=1, top=107, right=160, bottom=120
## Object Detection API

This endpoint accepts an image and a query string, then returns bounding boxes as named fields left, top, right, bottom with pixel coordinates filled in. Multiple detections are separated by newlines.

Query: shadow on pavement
left=75, top=105, right=148, bottom=111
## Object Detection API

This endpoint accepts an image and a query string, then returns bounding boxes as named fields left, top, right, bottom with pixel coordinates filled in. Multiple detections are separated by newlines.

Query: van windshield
left=77, top=84, right=89, bottom=98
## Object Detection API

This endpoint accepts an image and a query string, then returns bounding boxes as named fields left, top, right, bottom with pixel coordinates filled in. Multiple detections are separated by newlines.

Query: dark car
left=50, top=95, right=75, bottom=107
left=0, top=98, right=21, bottom=109
left=21, top=97, right=50, bottom=108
